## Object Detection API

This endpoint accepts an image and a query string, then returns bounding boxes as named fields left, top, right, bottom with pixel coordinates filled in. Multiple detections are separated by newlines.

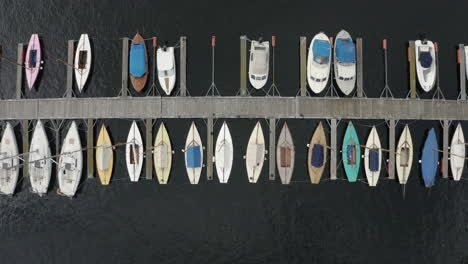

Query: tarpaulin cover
left=311, top=144, right=324, bottom=167
left=186, top=145, right=201, bottom=168
left=369, top=148, right=379, bottom=172
left=313, top=40, right=330, bottom=64
left=347, top=145, right=356, bottom=164
left=280, top=146, right=291, bottom=167
left=30, top=50, right=38, bottom=67
left=130, top=43, right=146, bottom=77
left=421, top=129, right=438, bottom=186
left=336, top=39, right=356, bottom=63
left=419, top=51, right=432, bottom=68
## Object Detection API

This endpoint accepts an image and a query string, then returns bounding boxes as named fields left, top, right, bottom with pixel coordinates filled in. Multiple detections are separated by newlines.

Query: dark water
left=0, top=0, right=467, bottom=263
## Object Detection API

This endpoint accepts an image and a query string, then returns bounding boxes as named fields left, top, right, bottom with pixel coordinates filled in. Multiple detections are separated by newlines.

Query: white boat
left=307, top=32, right=331, bottom=94
left=246, top=121, right=266, bottom=183
left=364, top=126, right=381, bottom=187
left=29, top=120, right=52, bottom=195
left=126, top=121, right=144, bottom=182
left=74, top=34, right=92, bottom=92
left=0, top=122, right=19, bottom=195
left=248, top=40, right=269, bottom=89
left=214, top=122, right=233, bottom=183
left=396, top=125, right=413, bottom=184
left=57, top=121, right=83, bottom=197
left=185, top=122, right=203, bottom=184
left=276, top=123, right=294, bottom=184
left=415, top=40, right=436, bottom=92
left=154, top=123, right=172, bottom=184
left=334, top=30, right=356, bottom=95
left=157, top=46, right=176, bottom=95
left=450, top=123, right=465, bottom=181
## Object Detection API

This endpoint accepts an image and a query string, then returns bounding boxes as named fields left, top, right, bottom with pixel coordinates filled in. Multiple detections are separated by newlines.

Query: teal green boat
left=342, top=122, right=360, bottom=182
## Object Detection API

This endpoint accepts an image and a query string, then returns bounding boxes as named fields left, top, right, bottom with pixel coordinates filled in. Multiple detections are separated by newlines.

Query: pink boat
left=25, top=34, right=42, bottom=89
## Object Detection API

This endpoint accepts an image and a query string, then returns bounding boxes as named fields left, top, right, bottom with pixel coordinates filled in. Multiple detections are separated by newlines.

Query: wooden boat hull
left=421, top=128, right=438, bottom=187
left=364, top=126, right=382, bottom=187
left=307, top=32, right=331, bottom=94
left=96, top=125, right=113, bottom=185
left=215, top=122, right=233, bottom=183
left=342, top=122, right=360, bottom=182
left=308, top=122, right=327, bottom=184
left=185, top=122, right=203, bottom=184
left=276, top=122, right=295, bottom=184
left=396, top=125, right=413, bottom=184
left=126, top=121, right=144, bottom=182
left=0, top=122, right=19, bottom=195
left=74, top=34, right=92, bottom=92
left=154, top=123, right=172, bottom=184
left=29, top=120, right=52, bottom=195
left=129, top=33, right=148, bottom=92
left=25, top=34, right=42, bottom=89
left=58, top=121, right=83, bottom=197
left=246, top=122, right=265, bottom=183
left=450, top=123, right=465, bottom=181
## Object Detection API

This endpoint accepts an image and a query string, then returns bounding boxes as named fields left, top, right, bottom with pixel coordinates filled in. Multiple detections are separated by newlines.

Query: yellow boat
left=96, top=125, right=113, bottom=185
left=154, top=123, right=172, bottom=184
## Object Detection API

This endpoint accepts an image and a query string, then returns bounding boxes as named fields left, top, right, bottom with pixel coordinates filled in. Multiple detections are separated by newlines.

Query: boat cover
left=186, top=145, right=201, bottom=168
left=30, top=50, right=38, bottom=67
left=419, top=51, right=432, bottom=68
left=347, top=145, right=356, bottom=164
left=280, top=146, right=291, bottom=167
left=313, top=40, right=330, bottom=64
left=369, top=148, right=379, bottom=172
left=336, top=39, right=356, bottom=63
left=130, top=43, right=146, bottom=77
left=421, top=129, right=438, bottom=186
left=311, top=144, right=324, bottom=167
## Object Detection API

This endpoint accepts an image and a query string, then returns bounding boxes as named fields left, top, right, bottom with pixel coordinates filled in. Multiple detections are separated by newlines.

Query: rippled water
left=0, top=0, right=467, bottom=263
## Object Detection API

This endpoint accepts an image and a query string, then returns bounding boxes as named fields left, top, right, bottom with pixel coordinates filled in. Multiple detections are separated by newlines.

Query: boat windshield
left=158, top=67, right=175, bottom=77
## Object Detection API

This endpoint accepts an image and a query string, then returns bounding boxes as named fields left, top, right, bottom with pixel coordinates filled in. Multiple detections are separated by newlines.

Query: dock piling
left=409, top=41, right=417, bottom=98
left=388, top=119, right=396, bottom=180
left=330, top=119, right=337, bottom=180
left=21, top=120, right=29, bottom=179
left=179, top=36, right=187, bottom=96
left=356, top=38, right=364, bottom=97
left=268, top=118, right=276, bottom=181
left=66, top=40, right=74, bottom=98
left=239, top=36, right=248, bottom=96
left=16, top=43, right=24, bottom=99
left=458, top=44, right=466, bottom=100
left=86, top=119, right=94, bottom=178
left=206, top=118, right=214, bottom=181
left=300, top=36, right=307, bottom=97
left=442, top=120, right=449, bottom=179
left=121, top=37, right=129, bottom=97
left=145, top=119, right=153, bottom=180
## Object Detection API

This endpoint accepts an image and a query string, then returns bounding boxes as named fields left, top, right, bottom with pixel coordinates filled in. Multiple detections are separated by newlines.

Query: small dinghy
left=74, top=34, right=92, bottom=92
left=415, top=39, right=436, bottom=92
left=396, top=125, right=413, bottom=184
left=246, top=121, right=265, bottom=183
left=342, top=122, right=360, bottom=182
left=57, top=121, right=83, bottom=197
left=421, top=128, right=438, bottom=187
left=215, top=122, right=233, bottom=183
left=334, top=30, right=356, bottom=95
left=307, top=32, right=331, bottom=94
left=450, top=123, right=465, bottom=181
left=29, top=120, right=51, bottom=195
left=96, top=125, right=113, bottom=185
left=248, top=40, right=270, bottom=89
left=185, top=122, right=203, bottom=184
left=129, top=33, right=148, bottom=92
left=126, top=121, right=144, bottom=182
left=276, top=123, right=295, bottom=184
left=157, top=46, right=176, bottom=95
left=154, top=123, right=172, bottom=184
left=364, top=126, right=381, bottom=187
left=25, top=34, right=42, bottom=89
left=0, top=122, right=19, bottom=195
left=308, top=122, right=327, bottom=184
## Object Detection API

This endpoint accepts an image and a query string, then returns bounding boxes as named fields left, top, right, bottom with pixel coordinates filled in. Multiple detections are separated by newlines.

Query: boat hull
left=126, top=121, right=144, bottom=182
left=0, top=122, right=19, bottom=195
left=74, top=34, right=92, bottom=92
left=308, top=122, right=327, bottom=184
left=215, top=122, right=233, bottom=183
left=276, top=123, right=295, bottom=184
left=246, top=122, right=265, bottom=183
left=364, top=126, right=382, bottom=187
left=58, top=121, right=83, bottom=197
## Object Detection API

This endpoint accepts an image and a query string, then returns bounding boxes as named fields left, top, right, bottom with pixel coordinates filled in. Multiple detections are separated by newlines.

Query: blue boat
left=421, top=128, right=439, bottom=187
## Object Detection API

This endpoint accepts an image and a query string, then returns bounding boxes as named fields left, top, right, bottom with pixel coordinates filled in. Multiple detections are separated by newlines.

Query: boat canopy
left=311, top=144, right=324, bottom=167
left=336, top=38, right=356, bottom=63
left=186, top=145, right=201, bottom=168
left=129, top=43, right=146, bottom=77
left=419, top=51, right=433, bottom=68
left=369, top=148, right=379, bottom=172
left=312, top=40, right=330, bottom=64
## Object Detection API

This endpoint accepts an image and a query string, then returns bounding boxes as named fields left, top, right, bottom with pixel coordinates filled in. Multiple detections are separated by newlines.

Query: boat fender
left=243, top=155, right=246, bottom=159
left=212, top=157, right=215, bottom=162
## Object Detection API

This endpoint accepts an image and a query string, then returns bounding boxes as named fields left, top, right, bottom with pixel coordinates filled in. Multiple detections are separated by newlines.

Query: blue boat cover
left=347, top=145, right=355, bottom=164
left=336, top=38, right=356, bottom=63
left=30, top=50, right=37, bottom=67
left=186, top=145, right=201, bottom=168
left=419, top=51, right=432, bottom=68
left=311, top=144, right=324, bottom=167
left=129, top=43, right=146, bottom=77
left=421, top=128, right=438, bottom=186
left=369, top=148, right=379, bottom=172
left=313, top=40, right=330, bottom=64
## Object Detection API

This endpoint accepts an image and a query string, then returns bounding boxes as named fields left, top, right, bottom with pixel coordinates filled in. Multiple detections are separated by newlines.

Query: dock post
left=239, top=35, right=248, bottom=96
left=409, top=41, right=417, bottom=98
left=388, top=119, right=396, bottom=180
left=268, top=118, right=276, bottom=181
left=121, top=37, right=129, bottom=97
left=16, top=43, right=24, bottom=99
left=145, top=119, right=153, bottom=180
left=206, top=118, right=214, bottom=181
left=442, top=120, right=449, bottom=179
left=21, top=120, right=29, bottom=179
left=66, top=40, right=74, bottom=98
left=87, top=119, right=94, bottom=178
left=330, top=119, right=337, bottom=180
left=300, top=36, right=307, bottom=96
left=459, top=44, right=466, bottom=100
left=356, top=38, right=364, bottom=97
left=179, top=36, right=187, bottom=96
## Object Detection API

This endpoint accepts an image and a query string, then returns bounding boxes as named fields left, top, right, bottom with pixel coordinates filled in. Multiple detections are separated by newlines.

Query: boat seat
left=419, top=51, right=433, bottom=68
left=311, top=144, right=324, bottom=167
